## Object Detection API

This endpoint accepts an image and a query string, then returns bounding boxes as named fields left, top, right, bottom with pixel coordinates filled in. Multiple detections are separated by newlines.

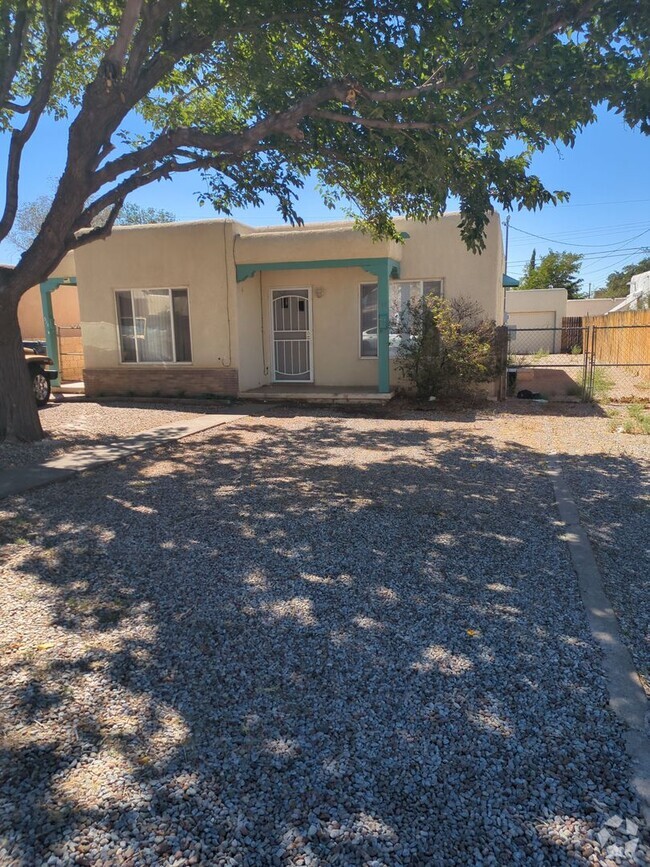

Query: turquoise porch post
left=377, top=261, right=391, bottom=394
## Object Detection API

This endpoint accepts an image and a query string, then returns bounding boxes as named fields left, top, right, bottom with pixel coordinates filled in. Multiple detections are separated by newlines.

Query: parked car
left=361, top=326, right=412, bottom=358
left=23, top=344, right=57, bottom=406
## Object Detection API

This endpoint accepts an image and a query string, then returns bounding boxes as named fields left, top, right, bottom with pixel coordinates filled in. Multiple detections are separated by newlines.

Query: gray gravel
left=0, top=408, right=648, bottom=866
left=0, top=400, right=230, bottom=471
left=542, top=409, right=650, bottom=697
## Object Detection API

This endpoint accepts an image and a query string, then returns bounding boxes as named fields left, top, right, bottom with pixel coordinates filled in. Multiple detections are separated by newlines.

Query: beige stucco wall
left=506, top=288, right=567, bottom=318
left=506, top=290, right=617, bottom=322
left=235, top=223, right=402, bottom=265
left=566, top=298, right=618, bottom=317
left=18, top=252, right=78, bottom=338
left=506, top=289, right=567, bottom=354
left=236, top=272, right=266, bottom=391
left=75, top=221, right=238, bottom=376
left=394, top=216, right=505, bottom=324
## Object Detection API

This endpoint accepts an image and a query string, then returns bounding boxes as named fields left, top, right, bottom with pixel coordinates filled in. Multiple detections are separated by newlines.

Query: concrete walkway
left=0, top=413, right=244, bottom=500
left=546, top=451, right=650, bottom=824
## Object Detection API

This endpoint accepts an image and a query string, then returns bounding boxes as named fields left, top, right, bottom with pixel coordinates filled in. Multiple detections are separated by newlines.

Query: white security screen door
left=271, top=289, right=313, bottom=382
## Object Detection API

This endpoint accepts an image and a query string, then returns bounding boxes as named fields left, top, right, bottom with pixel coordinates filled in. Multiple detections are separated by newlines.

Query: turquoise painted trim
left=376, top=261, right=391, bottom=394
left=235, top=257, right=400, bottom=394
left=236, top=257, right=400, bottom=283
left=40, top=276, right=77, bottom=387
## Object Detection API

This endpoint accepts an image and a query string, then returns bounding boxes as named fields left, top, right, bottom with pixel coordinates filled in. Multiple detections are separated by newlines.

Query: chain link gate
left=507, top=325, right=591, bottom=400
left=507, top=322, right=650, bottom=402
left=584, top=324, right=650, bottom=403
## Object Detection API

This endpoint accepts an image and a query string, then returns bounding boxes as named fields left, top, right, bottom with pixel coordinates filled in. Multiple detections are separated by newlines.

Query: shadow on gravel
left=0, top=415, right=646, bottom=865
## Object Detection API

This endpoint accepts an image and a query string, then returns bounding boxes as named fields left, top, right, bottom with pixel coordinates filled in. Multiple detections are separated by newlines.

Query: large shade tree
left=0, top=0, right=649, bottom=441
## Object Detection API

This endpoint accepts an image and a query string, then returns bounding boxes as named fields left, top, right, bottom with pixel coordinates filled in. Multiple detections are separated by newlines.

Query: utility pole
left=502, top=214, right=511, bottom=326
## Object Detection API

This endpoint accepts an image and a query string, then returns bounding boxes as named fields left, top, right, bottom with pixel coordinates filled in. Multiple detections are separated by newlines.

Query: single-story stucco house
left=64, top=213, right=505, bottom=400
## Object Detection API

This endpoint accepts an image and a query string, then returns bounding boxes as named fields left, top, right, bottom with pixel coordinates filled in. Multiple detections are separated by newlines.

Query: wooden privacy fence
left=57, top=325, right=84, bottom=382
left=585, top=310, right=650, bottom=366
left=560, top=316, right=583, bottom=353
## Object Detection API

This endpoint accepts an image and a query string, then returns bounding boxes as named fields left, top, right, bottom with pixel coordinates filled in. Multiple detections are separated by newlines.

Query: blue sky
left=1, top=105, right=649, bottom=292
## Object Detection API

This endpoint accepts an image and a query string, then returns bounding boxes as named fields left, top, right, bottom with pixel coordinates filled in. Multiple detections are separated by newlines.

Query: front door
left=271, top=289, right=313, bottom=382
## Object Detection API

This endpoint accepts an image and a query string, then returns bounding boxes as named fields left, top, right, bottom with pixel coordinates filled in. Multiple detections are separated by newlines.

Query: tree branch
left=69, top=197, right=126, bottom=250
left=311, top=109, right=436, bottom=131
left=354, top=0, right=600, bottom=104
left=0, top=2, right=28, bottom=109
left=105, top=0, right=144, bottom=70
left=0, top=2, right=61, bottom=243
left=124, top=0, right=179, bottom=82
left=78, top=153, right=246, bottom=230
left=91, top=80, right=350, bottom=190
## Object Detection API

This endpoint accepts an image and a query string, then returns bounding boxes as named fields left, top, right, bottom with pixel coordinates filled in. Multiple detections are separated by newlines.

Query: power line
left=509, top=223, right=650, bottom=250
left=555, top=197, right=650, bottom=208
left=507, top=245, right=650, bottom=265
left=507, top=220, right=650, bottom=245
left=580, top=249, right=649, bottom=280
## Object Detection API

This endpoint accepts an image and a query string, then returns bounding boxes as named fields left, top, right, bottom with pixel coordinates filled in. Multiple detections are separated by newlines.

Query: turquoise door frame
left=236, top=257, right=400, bottom=394
left=39, top=276, right=77, bottom=387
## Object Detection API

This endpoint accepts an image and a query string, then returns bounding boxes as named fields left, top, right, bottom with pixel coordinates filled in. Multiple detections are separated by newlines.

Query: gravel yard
left=0, top=405, right=648, bottom=866
left=543, top=408, right=650, bottom=697
left=0, top=400, right=229, bottom=471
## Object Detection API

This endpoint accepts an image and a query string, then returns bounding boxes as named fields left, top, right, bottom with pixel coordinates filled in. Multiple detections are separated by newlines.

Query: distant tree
left=8, top=195, right=52, bottom=252
left=115, top=202, right=176, bottom=226
left=594, top=255, right=650, bottom=298
left=518, top=250, right=584, bottom=298
left=528, top=249, right=536, bottom=273
left=9, top=197, right=175, bottom=251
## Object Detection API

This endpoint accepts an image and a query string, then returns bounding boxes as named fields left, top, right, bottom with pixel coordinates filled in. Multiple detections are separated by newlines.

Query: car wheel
left=31, top=366, right=51, bottom=407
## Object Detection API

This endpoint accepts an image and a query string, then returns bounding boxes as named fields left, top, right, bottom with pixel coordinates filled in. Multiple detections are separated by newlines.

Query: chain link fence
left=506, top=323, right=650, bottom=403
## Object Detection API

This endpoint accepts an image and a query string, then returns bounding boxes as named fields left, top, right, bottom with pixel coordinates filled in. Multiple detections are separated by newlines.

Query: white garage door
left=508, top=311, right=558, bottom=354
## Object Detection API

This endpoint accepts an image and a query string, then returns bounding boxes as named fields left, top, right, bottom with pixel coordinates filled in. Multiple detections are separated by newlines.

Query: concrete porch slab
left=53, top=381, right=85, bottom=395
left=242, top=385, right=395, bottom=403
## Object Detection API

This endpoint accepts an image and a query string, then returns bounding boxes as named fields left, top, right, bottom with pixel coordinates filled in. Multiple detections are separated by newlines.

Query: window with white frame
left=116, top=288, right=192, bottom=363
left=359, top=279, right=443, bottom=358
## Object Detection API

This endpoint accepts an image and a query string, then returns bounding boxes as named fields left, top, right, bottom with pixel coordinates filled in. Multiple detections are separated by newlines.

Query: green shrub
left=395, top=295, right=501, bottom=399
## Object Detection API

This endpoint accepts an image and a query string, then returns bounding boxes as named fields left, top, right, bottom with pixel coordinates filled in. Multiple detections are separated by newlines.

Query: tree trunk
left=0, top=293, right=44, bottom=442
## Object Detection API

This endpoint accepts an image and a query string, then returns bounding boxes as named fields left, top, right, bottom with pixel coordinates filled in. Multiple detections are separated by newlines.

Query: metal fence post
left=587, top=326, right=598, bottom=402
left=581, top=325, right=590, bottom=401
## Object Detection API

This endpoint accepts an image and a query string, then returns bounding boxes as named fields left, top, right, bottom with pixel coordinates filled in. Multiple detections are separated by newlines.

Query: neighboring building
left=18, top=252, right=78, bottom=338
left=609, top=270, right=650, bottom=312
left=73, top=214, right=505, bottom=399
left=506, top=288, right=567, bottom=353
left=506, top=288, right=619, bottom=353
left=17, top=252, right=83, bottom=382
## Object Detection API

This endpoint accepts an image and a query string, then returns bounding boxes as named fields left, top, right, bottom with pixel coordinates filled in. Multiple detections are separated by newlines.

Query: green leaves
left=519, top=250, right=584, bottom=298
left=2, top=0, right=650, bottom=256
